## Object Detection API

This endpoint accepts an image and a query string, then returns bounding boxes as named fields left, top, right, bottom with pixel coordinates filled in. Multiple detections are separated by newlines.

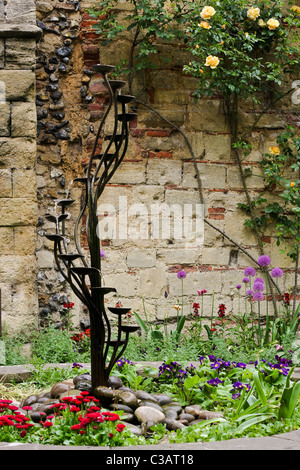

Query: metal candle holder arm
left=45, top=64, right=139, bottom=389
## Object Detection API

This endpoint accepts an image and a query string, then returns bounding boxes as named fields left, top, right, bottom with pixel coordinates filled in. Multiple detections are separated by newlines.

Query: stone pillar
left=0, top=0, right=42, bottom=334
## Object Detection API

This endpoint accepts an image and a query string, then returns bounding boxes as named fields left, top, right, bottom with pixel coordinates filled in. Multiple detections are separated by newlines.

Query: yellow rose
left=205, top=55, right=220, bottom=69
left=200, top=6, right=216, bottom=19
left=199, top=21, right=211, bottom=29
left=291, top=5, right=300, bottom=13
left=267, top=18, right=280, bottom=29
left=269, top=146, right=280, bottom=155
left=290, top=182, right=295, bottom=187
left=247, top=7, right=260, bottom=20
left=258, top=19, right=266, bottom=27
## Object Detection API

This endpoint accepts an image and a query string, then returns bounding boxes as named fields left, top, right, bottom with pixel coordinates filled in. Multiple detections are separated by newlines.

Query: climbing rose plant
left=184, top=0, right=300, bottom=105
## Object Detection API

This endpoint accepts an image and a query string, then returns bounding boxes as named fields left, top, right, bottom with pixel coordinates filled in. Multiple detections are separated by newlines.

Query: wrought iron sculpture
left=45, top=64, right=139, bottom=389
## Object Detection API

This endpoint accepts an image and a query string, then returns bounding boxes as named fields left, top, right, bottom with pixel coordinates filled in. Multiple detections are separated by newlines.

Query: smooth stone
left=73, top=373, right=92, bottom=386
left=108, top=403, right=133, bottom=414
left=162, top=418, right=185, bottom=431
left=22, top=395, right=38, bottom=407
left=36, top=396, right=52, bottom=404
left=178, top=419, right=189, bottom=425
left=162, top=403, right=182, bottom=414
left=178, top=412, right=195, bottom=422
left=184, top=405, right=203, bottom=417
left=38, top=392, right=52, bottom=400
left=163, top=408, right=178, bottom=420
left=107, top=376, right=123, bottom=389
left=76, top=381, right=93, bottom=392
left=134, top=406, right=165, bottom=424
left=59, top=389, right=82, bottom=399
left=120, top=422, right=142, bottom=436
left=137, top=400, right=164, bottom=413
left=27, top=402, right=43, bottom=411
left=197, top=410, right=224, bottom=420
left=135, top=390, right=159, bottom=403
left=150, top=393, right=172, bottom=405
left=117, top=390, right=139, bottom=410
left=119, top=386, right=134, bottom=393
left=50, top=382, right=74, bottom=398
left=94, top=386, right=117, bottom=403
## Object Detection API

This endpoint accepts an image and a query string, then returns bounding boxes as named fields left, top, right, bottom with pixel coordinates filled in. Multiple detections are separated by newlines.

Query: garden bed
left=1, top=354, right=300, bottom=448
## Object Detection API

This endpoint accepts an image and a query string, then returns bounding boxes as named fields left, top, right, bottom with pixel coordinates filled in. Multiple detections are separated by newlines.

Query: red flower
left=43, top=421, right=53, bottom=428
left=71, top=424, right=82, bottom=431
left=218, top=304, right=226, bottom=318
left=283, top=293, right=290, bottom=306
left=63, top=302, right=74, bottom=309
left=70, top=406, right=81, bottom=413
left=116, top=423, right=126, bottom=432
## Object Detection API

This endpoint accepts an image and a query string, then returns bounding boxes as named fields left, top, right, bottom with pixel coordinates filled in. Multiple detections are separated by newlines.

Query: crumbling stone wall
left=0, top=0, right=42, bottom=334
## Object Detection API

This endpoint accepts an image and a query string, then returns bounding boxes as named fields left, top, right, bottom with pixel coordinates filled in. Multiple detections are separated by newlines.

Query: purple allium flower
left=257, top=255, right=271, bottom=267
left=244, top=267, right=256, bottom=277
left=253, top=281, right=264, bottom=292
left=271, top=267, right=283, bottom=278
left=100, top=249, right=105, bottom=258
left=253, top=292, right=264, bottom=301
left=177, top=270, right=186, bottom=279
left=236, top=284, right=242, bottom=289
left=246, top=289, right=254, bottom=297
left=254, top=277, right=264, bottom=283
left=242, top=277, right=250, bottom=283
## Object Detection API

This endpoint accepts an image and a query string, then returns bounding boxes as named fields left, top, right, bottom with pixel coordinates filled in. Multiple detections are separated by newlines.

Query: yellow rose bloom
left=267, top=18, right=280, bottom=29
left=200, top=6, right=216, bottom=19
left=269, top=146, right=280, bottom=155
left=205, top=55, right=220, bottom=69
left=247, top=7, right=260, bottom=20
left=199, top=21, right=211, bottom=29
left=258, top=19, right=266, bottom=27
left=290, top=182, right=295, bottom=187
left=291, top=5, right=300, bottom=13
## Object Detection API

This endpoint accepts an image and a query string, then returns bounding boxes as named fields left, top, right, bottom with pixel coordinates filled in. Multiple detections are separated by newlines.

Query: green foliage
left=238, top=126, right=300, bottom=260
left=31, top=325, right=80, bottom=364
left=89, top=0, right=196, bottom=78
left=183, top=0, right=300, bottom=102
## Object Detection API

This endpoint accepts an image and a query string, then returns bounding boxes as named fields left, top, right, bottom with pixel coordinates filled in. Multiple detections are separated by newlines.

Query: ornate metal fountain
left=45, top=64, right=139, bottom=389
